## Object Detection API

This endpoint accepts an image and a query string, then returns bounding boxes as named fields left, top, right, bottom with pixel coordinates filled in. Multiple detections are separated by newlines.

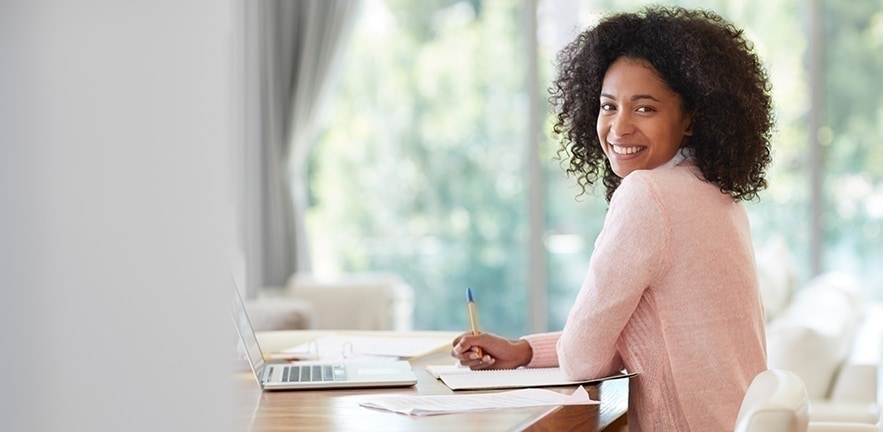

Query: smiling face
left=597, top=57, right=694, bottom=178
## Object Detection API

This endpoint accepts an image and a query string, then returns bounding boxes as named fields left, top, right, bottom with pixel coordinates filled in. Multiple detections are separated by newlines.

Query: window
left=308, top=0, right=533, bottom=336
left=308, top=0, right=883, bottom=337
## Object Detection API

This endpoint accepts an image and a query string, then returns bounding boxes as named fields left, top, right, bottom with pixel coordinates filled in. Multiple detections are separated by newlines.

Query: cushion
left=245, top=298, right=316, bottom=331
left=766, top=272, right=861, bottom=399
left=809, top=399, right=881, bottom=424
left=755, top=238, right=798, bottom=321
left=286, top=272, right=415, bottom=331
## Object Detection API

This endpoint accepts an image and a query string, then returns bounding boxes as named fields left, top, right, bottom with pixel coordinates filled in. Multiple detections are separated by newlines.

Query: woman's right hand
left=450, top=332, right=533, bottom=370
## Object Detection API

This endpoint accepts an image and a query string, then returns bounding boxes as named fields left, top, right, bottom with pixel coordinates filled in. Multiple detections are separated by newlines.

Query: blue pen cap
left=466, top=287, right=474, bottom=302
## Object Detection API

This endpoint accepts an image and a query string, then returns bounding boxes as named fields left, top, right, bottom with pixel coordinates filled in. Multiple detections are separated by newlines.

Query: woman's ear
left=683, top=112, right=696, bottom=136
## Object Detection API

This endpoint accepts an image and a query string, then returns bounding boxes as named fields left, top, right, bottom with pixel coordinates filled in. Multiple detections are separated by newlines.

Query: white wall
left=0, top=1, right=242, bottom=431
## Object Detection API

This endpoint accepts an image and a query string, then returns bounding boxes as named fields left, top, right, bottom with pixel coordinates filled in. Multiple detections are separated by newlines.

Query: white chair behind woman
left=735, top=369, right=810, bottom=432
left=808, top=421, right=881, bottom=432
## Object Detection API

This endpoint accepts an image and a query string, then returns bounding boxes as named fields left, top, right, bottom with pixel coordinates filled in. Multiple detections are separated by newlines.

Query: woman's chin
left=610, top=164, right=634, bottom=178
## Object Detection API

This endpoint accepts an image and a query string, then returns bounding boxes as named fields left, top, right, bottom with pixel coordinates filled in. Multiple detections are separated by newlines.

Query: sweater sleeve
left=557, top=171, right=671, bottom=379
left=521, top=332, right=561, bottom=368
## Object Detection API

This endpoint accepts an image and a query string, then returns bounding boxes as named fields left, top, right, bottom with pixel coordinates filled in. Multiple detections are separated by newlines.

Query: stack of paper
left=359, top=385, right=597, bottom=416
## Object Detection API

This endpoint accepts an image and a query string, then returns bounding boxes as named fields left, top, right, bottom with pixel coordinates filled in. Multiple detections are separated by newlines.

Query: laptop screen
left=230, top=280, right=266, bottom=385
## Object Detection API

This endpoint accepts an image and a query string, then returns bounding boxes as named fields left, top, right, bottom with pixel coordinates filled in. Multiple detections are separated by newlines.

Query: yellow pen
left=466, top=287, right=483, bottom=358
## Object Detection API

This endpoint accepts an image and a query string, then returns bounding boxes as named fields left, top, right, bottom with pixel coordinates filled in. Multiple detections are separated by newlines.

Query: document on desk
left=281, top=334, right=452, bottom=361
left=359, top=385, right=597, bottom=416
left=426, top=364, right=638, bottom=391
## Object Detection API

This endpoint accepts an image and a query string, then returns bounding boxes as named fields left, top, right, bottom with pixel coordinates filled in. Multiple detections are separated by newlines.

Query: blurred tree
left=307, top=0, right=883, bottom=340
left=309, top=0, right=531, bottom=336
left=820, top=1, right=883, bottom=284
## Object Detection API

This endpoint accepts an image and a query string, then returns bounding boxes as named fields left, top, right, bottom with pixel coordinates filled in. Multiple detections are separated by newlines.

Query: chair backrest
left=735, top=369, right=811, bottom=432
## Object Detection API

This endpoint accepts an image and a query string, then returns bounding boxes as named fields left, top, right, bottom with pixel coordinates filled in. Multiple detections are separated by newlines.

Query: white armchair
left=244, top=296, right=316, bottom=331
left=735, top=369, right=810, bottom=432
left=807, top=421, right=880, bottom=432
left=241, top=272, right=415, bottom=332
left=284, top=272, right=414, bottom=331
left=734, top=368, right=881, bottom=432
left=764, top=271, right=882, bottom=426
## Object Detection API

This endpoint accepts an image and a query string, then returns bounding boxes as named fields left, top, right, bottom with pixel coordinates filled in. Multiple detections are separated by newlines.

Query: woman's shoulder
left=614, top=163, right=716, bottom=205
left=618, top=163, right=692, bottom=189
left=626, top=163, right=709, bottom=189
left=609, top=170, right=667, bottom=213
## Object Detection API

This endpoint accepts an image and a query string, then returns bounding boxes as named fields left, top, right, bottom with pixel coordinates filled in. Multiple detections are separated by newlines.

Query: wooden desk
left=235, top=331, right=628, bottom=432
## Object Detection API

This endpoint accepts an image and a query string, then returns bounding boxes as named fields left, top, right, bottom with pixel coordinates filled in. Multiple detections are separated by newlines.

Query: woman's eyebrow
left=631, top=94, right=660, bottom=102
left=599, top=92, right=660, bottom=102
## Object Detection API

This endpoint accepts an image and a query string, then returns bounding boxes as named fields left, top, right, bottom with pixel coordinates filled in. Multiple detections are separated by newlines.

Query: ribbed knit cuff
left=520, top=332, right=562, bottom=368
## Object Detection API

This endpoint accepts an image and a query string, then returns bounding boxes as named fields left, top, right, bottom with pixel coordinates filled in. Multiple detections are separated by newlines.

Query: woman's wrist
left=513, top=339, right=533, bottom=367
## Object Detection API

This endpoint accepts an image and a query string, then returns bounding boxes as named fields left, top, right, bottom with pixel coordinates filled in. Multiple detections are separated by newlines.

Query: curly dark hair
left=550, top=6, right=774, bottom=202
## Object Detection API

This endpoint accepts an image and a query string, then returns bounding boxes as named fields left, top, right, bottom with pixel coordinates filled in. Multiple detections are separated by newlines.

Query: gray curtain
left=250, top=0, right=360, bottom=289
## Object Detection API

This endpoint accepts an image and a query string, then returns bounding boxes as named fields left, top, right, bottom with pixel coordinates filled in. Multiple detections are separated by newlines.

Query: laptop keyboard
left=281, top=364, right=348, bottom=382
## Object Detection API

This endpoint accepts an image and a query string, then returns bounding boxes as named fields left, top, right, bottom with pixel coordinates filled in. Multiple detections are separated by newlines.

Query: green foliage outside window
left=308, top=0, right=883, bottom=337
left=308, top=0, right=532, bottom=335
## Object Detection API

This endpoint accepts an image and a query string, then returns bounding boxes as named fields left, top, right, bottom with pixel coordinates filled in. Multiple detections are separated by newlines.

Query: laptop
left=229, top=278, right=418, bottom=390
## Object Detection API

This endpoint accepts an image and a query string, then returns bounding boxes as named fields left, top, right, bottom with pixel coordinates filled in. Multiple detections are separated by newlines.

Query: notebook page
left=426, top=364, right=637, bottom=390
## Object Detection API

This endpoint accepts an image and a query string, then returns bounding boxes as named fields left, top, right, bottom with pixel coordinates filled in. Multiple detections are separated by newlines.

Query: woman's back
left=611, top=164, right=767, bottom=431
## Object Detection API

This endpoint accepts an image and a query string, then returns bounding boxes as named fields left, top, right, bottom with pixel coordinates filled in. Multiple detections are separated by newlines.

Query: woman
left=451, top=6, right=774, bottom=431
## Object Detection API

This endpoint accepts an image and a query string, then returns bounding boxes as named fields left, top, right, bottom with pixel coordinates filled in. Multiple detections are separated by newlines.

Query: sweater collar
left=655, top=147, right=694, bottom=171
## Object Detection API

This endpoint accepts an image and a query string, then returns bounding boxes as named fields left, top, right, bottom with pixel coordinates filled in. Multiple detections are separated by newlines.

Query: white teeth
left=612, top=145, right=642, bottom=155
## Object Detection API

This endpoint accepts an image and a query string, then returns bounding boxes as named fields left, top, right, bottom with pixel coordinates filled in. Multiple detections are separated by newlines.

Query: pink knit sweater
left=523, top=161, right=767, bottom=431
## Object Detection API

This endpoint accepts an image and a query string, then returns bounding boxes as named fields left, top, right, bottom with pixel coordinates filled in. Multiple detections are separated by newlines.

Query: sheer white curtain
left=245, top=0, right=360, bottom=291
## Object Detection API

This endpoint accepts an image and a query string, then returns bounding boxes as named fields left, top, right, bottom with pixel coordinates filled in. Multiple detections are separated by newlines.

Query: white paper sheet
left=359, top=385, right=597, bottom=416
left=281, top=335, right=451, bottom=361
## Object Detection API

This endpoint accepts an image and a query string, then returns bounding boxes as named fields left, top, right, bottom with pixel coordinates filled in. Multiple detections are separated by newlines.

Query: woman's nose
left=610, top=112, right=635, bottom=136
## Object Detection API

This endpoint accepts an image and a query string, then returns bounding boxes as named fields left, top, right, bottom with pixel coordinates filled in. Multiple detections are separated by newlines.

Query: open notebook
left=426, top=364, right=637, bottom=391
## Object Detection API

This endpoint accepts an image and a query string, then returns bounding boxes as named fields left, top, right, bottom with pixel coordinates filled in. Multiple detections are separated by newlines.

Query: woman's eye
left=600, top=103, right=616, bottom=111
left=636, top=106, right=655, bottom=113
